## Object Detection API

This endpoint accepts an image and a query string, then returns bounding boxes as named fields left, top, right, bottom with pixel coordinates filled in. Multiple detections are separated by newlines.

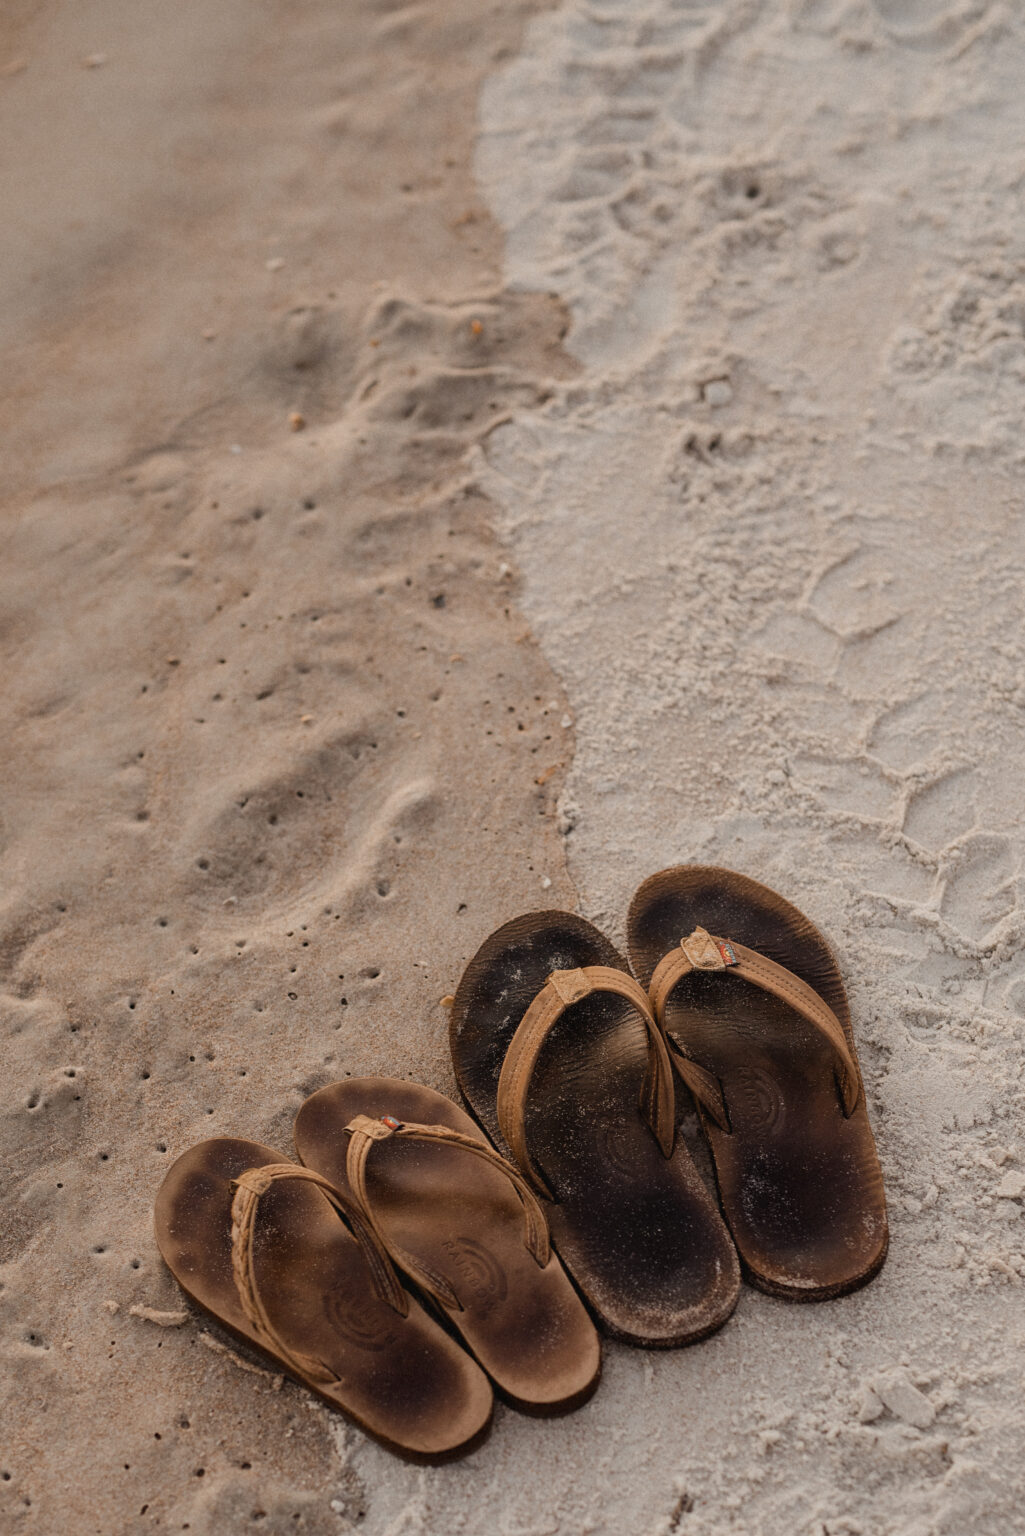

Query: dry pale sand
left=3, top=0, right=1024, bottom=1534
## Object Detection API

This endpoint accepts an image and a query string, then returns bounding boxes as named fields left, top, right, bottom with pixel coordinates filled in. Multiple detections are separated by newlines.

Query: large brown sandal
left=294, top=1078, right=601, bottom=1413
left=154, top=1137, right=493, bottom=1460
left=627, top=866, right=888, bottom=1301
left=450, top=912, right=740, bottom=1348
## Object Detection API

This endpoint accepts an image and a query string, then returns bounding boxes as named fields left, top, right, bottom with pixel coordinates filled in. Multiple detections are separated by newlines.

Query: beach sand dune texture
left=2, top=0, right=1024, bottom=1533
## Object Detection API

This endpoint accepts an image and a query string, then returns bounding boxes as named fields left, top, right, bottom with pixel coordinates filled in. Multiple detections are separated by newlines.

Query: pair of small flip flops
left=451, top=865, right=888, bottom=1342
left=156, top=1078, right=601, bottom=1460
left=155, top=865, right=887, bottom=1460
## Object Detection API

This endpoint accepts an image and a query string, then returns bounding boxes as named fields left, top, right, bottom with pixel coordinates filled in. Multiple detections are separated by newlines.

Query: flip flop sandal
left=154, top=1137, right=493, bottom=1460
left=294, top=1078, right=601, bottom=1413
left=627, top=866, right=888, bottom=1301
left=449, top=912, right=741, bottom=1348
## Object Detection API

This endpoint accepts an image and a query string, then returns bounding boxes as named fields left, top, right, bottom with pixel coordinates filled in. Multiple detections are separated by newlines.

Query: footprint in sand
left=869, top=691, right=953, bottom=773
left=939, top=832, right=1017, bottom=943
left=903, top=768, right=977, bottom=851
left=790, top=753, right=895, bottom=821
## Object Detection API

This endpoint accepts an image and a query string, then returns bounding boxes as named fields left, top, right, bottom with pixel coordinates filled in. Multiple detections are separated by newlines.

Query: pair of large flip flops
left=155, top=1079, right=600, bottom=1460
left=451, top=866, right=888, bottom=1343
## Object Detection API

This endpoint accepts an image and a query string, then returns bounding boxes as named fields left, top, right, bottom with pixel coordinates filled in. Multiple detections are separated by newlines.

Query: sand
left=3, top=0, right=1024, bottom=1533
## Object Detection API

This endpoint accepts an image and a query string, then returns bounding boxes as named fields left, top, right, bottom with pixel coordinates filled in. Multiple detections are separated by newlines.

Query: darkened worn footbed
left=154, top=1137, right=493, bottom=1460
left=450, top=911, right=741, bottom=1348
left=294, top=1079, right=601, bottom=1413
left=627, top=866, right=888, bottom=1301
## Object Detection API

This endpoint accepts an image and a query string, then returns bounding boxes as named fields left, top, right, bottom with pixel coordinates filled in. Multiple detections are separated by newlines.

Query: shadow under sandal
left=294, top=1079, right=601, bottom=1413
left=627, top=866, right=889, bottom=1301
left=154, top=1137, right=493, bottom=1460
left=450, top=911, right=740, bottom=1348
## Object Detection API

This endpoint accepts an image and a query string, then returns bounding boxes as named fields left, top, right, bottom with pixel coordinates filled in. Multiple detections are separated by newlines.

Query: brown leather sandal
left=154, top=1137, right=493, bottom=1460
left=627, top=866, right=888, bottom=1301
left=450, top=912, right=740, bottom=1348
left=293, top=1078, right=601, bottom=1412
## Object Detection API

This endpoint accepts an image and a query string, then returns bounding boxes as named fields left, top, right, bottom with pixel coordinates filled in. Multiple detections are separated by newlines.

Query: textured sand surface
left=4, top=0, right=1025, bottom=1533
left=0, top=2, right=579, bottom=1530
left=470, top=1, right=1025, bottom=1531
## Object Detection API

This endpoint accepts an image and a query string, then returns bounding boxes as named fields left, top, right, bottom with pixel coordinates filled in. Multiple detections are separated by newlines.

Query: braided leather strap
left=648, top=927, right=861, bottom=1126
left=344, top=1115, right=551, bottom=1311
left=229, top=1162, right=408, bottom=1384
left=496, top=965, right=676, bottom=1198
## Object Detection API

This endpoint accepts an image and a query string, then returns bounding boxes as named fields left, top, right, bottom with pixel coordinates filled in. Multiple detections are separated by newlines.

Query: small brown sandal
left=450, top=911, right=740, bottom=1347
left=627, top=866, right=888, bottom=1300
left=294, top=1078, right=601, bottom=1413
left=154, top=1137, right=493, bottom=1460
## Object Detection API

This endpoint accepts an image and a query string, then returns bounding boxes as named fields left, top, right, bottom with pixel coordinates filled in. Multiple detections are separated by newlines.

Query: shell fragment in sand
left=871, top=1368, right=936, bottom=1430
left=129, top=1303, right=189, bottom=1326
left=200, top=1330, right=283, bottom=1388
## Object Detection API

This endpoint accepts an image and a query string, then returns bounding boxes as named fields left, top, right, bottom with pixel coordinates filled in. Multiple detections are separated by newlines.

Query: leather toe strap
left=496, top=965, right=676, bottom=1198
left=648, top=927, right=861, bottom=1124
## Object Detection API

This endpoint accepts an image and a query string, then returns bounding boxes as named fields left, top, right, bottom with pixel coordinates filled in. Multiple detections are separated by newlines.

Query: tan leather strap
left=496, top=965, right=676, bottom=1199
left=229, top=1162, right=408, bottom=1385
left=648, top=927, right=861, bottom=1124
left=344, top=1115, right=551, bottom=1311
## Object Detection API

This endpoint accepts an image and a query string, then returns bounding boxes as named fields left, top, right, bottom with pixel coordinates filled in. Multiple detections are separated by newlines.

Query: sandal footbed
left=294, top=1079, right=601, bottom=1411
left=450, top=912, right=740, bottom=1347
left=154, top=1137, right=493, bottom=1458
left=627, top=867, right=888, bottom=1300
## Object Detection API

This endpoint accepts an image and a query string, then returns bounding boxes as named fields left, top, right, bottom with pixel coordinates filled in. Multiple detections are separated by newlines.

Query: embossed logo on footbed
left=323, top=1282, right=399, bottom=1352
left=730, top=1065, right=785, bottom=1133
left=441, top=1237, right=508, bottom=1318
